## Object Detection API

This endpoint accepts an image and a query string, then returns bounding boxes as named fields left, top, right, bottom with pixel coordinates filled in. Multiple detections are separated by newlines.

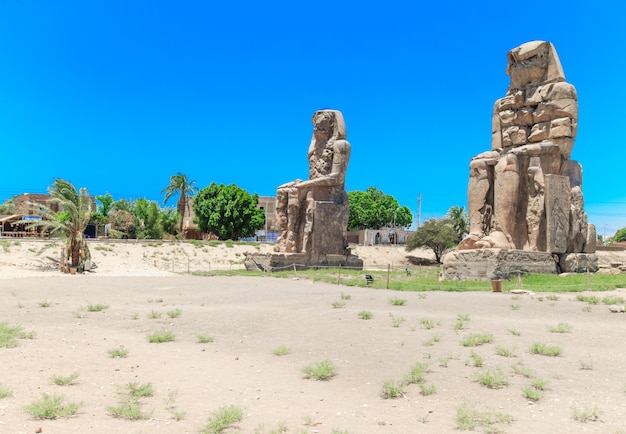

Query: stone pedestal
left=442, top=249, right=599, bottom=281
left=244, top=252, right=363, bottom=272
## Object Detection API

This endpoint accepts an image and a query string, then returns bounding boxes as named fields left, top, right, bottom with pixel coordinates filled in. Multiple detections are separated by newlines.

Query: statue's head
left=506, top=41, right=565, bottom=89
left=312, top=110, right=347, bottom=141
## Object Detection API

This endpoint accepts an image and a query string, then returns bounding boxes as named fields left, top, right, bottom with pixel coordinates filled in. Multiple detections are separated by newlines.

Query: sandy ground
left=1, top=240, right=626, bottom=433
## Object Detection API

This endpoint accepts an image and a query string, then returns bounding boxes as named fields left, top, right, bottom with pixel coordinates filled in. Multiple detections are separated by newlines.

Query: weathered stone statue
left=444, top=41, right=597, bottom=280
left=274, top=109, right=351, bottom=255
left=245, top=109, right=362, bottom=271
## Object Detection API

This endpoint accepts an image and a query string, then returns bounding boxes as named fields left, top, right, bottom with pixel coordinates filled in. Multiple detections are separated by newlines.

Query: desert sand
left=1, top=240, right=626, bottom=433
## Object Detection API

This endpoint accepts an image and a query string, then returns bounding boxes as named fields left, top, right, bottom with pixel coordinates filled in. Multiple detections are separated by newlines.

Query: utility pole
left=417, top=193, right=422, bottom=228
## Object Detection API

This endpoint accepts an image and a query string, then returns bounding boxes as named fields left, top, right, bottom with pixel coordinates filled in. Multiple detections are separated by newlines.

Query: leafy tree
left=109, top=209, right=135, bottom=238
left=347, top=187, right=412, bottom=230
left=614, top=227, right=626, bottom=243
left=133, top=198, right=163, bottom=239
left=406, top=218, right=458, bottom=263
left=161, top=207, right=179, bottom=236
left=446, top=205, right=469, bottom=242
left=193, top=183, right=265, bottom=240
left=110, top=199, right=133, bottom=212
left=161, top=173, right=198, bottom=233
left=25, top=179, right=92, bottom=269
left=0, top=198, right=14, bottom=215
left=96, top=192, right=114, bottom=217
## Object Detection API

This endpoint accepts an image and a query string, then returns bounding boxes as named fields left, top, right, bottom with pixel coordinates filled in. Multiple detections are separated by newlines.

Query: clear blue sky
left=1, top=1, right=624, bottom=237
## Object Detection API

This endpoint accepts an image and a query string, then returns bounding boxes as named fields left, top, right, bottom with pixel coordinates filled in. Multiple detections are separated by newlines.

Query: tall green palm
left=27, top=179, right=92, bottom=269
left=446, top=205, right=469, bottom=242
left=161, top=173, right=198, bottom=234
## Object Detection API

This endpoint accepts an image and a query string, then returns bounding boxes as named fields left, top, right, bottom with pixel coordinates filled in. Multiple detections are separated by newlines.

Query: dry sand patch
left=1, top=272, right=626, bottom=433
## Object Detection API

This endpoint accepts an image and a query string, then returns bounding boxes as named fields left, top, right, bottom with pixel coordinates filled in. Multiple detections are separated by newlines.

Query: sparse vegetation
left=108, top=347, right=129, bottom=358
left=197, top=334, right=215, bottom=344
left=576, top=295, right=600, bottom=304
left=548, top=322, right=572, bottom=333
left=147, top=330, right=175, bottom=343
left=388, top=297, right=407, bottom=306
left=51, top=372, right=79, bottom=386
left=199, top=405, right=243, bottom=433
left=476, top=368, right=509, bottom=389
left=0, top=384, right=13, bottom=399
left=380, top=379, right=405, bottom=399
left=302, top=360, right=336, bottom=381
left=0, top=322, right=35, bottom=348
left=418, top=383, right=436, bottom=396
left=272, top=345, right=290, bottom=356
left=571, top=404, right=601, bottom=422
left=579, top=360, right=594, bottom=370
left=529, top=342, right=562, bottom=357
left=38, top=300, right=52, bottom=308
left=466, top=351, right=483, bottom=368
left=508, top=328, right=521, bottom=336
left=25, top=393, right=81, bottom=419
left=148, top=310, right=162, bottom=319
left=461, top=333, right=493, bottom=347
left=420, top=318, right=436, bottom=329
left=167, top=308, right=182, bottom=318
left=454, top=401, right=513, bottom=431
left=495, top=345, right=516, bottom=357
left=87, top=303, right=109, bottom=312
left=358, top=311, right=373, bottom=320
left=331, top=301, right=346, bottom=309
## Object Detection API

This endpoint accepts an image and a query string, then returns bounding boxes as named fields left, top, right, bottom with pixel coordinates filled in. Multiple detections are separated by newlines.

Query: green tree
left=96, top=192, right=114, bottom=217
left=133, top=198, right=163, bottom=239
left=0, top=198, right=15, bottom=215
left=406, top=218, right=458, bottom=263
left=25, top=179, right=92, bottom=269
left=193, top=183, right=265, bottom=240
left=161, top=173, right=198, bottom=233
left=614, top=227, right=626, bottom=242
left=347, top=187, right=412, bottom=230
left=446, top=205, right=469, bottom=242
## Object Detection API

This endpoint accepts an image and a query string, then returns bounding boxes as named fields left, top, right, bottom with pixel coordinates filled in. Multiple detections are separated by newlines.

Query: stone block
left=558, top=253, right=598, bottom=273
left=548, top=117, right=572, bottom=138
left=544, top=174, right=570, bottom=253
left=528, top=122, right=549, bottom=142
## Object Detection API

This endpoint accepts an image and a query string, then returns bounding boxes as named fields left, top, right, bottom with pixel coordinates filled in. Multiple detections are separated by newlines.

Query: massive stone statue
left=274, top=109, right=351, bottom=255
left=245, top=109, right=362, bottom=271
left=444, top=41, right=597, bottom=280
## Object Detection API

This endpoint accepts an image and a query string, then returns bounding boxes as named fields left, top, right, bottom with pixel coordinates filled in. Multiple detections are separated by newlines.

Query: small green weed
left=454, top=402, right=513, bottom=431
left=167, top=308, right=182, bottom=318
left=380, top=379, right=405, bottom=399
left=147, top=330, right=175, bottom=343
left=331, top=301, right=346, bottom=309
left=495, top=346, right=516, bottom=357
left=522, top=386, right=543, bottom=401
left=576, top=295, right=600, bottom=304
left=579, top=360, right=593, bottom=370
left=87, top=303, right=109, bottom=312
left=147, top=310, right=162, bottom=319
left=388, top=297, right=407, bottom=306
left=511, top=361, right=534, bottom=378
left=529, top=342, right=562, bottom=357
left=510, top=304, right=520, bottom=310
left=419, top=383, right=436, bottom=396
left=38, top=300, right=52, bottom=308
left=548, top=322, right=572, bottom=333
left=466, top=351, right=483, bottom=368
left=571, top=404, right=601, bottom=422
left=107, top=401, right=151, bottom=420
left=197, top=334, right=215, bottom=344
left=200, top=405, right=243, bottom=433
left=127, top=382, right=154, bottom=399
left=25, top=393, right=81, bottom=419
left=404, top=363, right=429, bottom=384
left=302, top=360, right=336, bottom=381
left=420, top=318, right=436, bottom=329
left=340, top=292, right=351, bottom=300
left=508, top=328, right=521, bottom=336
left=358, top=311, right=373, bottom=320
left=0, top=384, right=13, bottom=399
left=602, top=296, right=625, bottom=305
left=108, top=347, right=129, bottom=358
left=272, top=345, right=290, bottom=356
left=546, top=295, right=560, bottom=301
left=476, top=368, right=509, bottom=389
left=390, top=315, right=405, bottom=327
left=51, top=372, right=79, bottom=386
left=460, top=333, right=493, bottom=347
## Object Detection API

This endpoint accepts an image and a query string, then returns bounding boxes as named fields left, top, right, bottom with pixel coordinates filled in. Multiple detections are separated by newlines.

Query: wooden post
left=337, top=265, right=341, bottom=285
left=387, top=264, right=390, bottom=289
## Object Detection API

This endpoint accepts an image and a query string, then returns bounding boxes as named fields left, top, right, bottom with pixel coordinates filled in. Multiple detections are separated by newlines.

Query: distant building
left=347, top=228, right=412, bottom=246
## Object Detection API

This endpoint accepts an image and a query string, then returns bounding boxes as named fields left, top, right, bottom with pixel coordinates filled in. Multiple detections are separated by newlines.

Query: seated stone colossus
left=274, top=109, right=351, bottom=257
left=459, top=41, right=595, bottom=254
left=443, top=41, right=596, bottom=280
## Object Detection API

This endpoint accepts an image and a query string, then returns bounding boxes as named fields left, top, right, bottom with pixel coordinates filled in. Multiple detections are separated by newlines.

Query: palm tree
left=26, top=179, right=93, bottom=271
left=446, top=205, right=469, bottom=242
left=161, top=173, right=198, bottom=234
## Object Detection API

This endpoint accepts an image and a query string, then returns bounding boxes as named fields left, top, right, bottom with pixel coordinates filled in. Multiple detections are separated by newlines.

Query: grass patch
left=420, top=318, right=436, bottom=329
left=127, top=382, right=154, bottom=399
left=147, top=310, right=162, bottom=319
left=495, top=345, right=516, bottom=357
left=576, top=295, right=600, bottom=304
left=419, top=383, right=436, bottom=396
left=0, top=322, right=35, bottom=348
left=522, top=386, right=543, bottom=401
left=108, top=347, right=129, bottom=358
left=25, top=393, right=81, bottom=419
left=579, top=360, right=593, bottom=370
left=107, top=401, right=151, bottom=420
left=147, top=330, right=175, bottom=343
left=0, top=384, right=13, bottom=399
left=38, top=300, right=52, bottom=308
left=602, top=295, right=625, bottom=305
left=272, top=344, right=290, bottom=356
left=529, top=342, right=562, bottom=357
left=571, top=404, right=601, bottom=422
left=454, top=402, right=513, bottom=431
left=390, top=315, right=405, bottom=328
left=404, top=363, right=429, bottom=384
left=548, top=322, right=572, bottom=333
left=51, top=372, right=79, bottom=386
left=466, top=351, right=484, bottom=368
left=422, top=334, right=441, bottom=346
left=545, top=294, right=560, bottom=301
left=167, top=308, right=182, bottom=318
left=200, top=405, right=243, bottom=433
left=508, top=328, right=521, bottom=336
left=87, top=303, right=109, bottom=312
left=460, top=332, right=493, bottom=347
left=301, top=360, right=336, bottom=381
left=476, top=368, right=509, bottom=389
left=331, top=301, right=346, bottom=309
left=358, top=311, right=373, bottom=320
left=197, top=334, right=215, bottom=344
left=340, top=292, right=351, bottom=300
left=511, top=361, right=535, bottom=378
left=388, top=297, right=407, bottom=306
left=380, top=379, right=405, bottom=399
